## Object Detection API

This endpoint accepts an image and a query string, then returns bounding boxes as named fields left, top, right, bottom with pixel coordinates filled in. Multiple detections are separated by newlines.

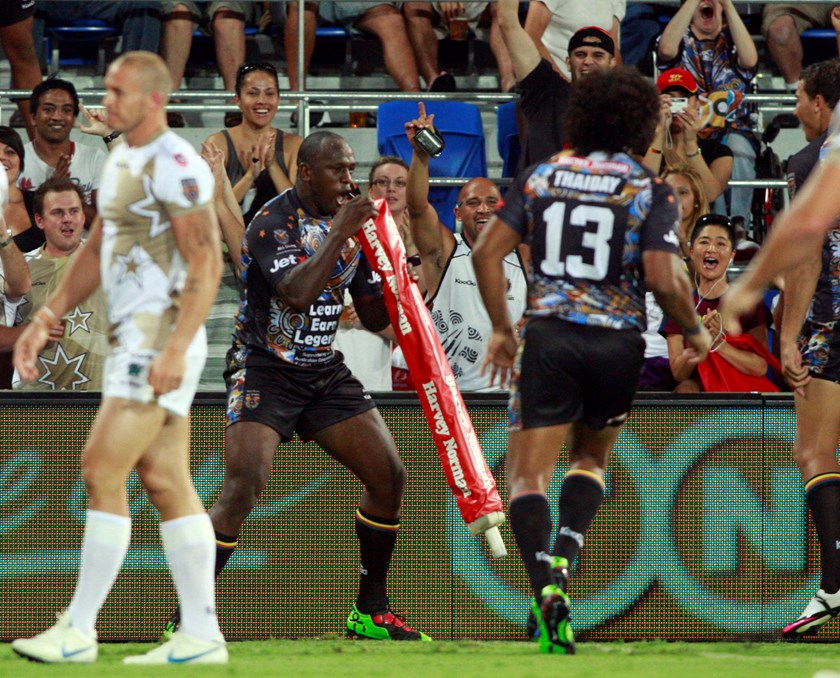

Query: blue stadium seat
left=496, top=101, right=520, bottom=180
left=801, top=28, right=837, bottom=67
left=46, top=20, right=118, bottom=75
left=377, top=101, right=487, bottom=229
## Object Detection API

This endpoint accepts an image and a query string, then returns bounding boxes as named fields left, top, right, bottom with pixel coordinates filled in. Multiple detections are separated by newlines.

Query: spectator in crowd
left=204, top=62, right=303, bottom=225
left=639, top=164, right=709, bottom=392
left=497, top=0, right=617, bottom=169
left=524, top=0, right=623, bottom=81
left=405, top=102, right=526, bottom=392
left=644, top=67, right=733, bottom=204
left=663, top=164, right=710, bottom=258
left=403, top=2, right=516, bottom=92
left=160, top=1, right=255, bottom=128
left=335, top=156, right=423, bottom=391
left=7, top=178, right=108, bottom=391
left=1, top=3, right=41, bottom=140
left=0, top=126, right=41, bottom=252
left=787, top=58, right=840, bottom=196
left=196, top=139, right=245, bottom=391
left=19, top=79, right=108, bottom=227
left=763, top=3, right=840, bottom=93
left=663, top=213, right=777, bottom=393
left=620, top=2, right=663, bottom=70
left=285, top=2, right=424, bottom=98
left=34, top=2, right=162, bottom=54
left=657, top=0, right=758, bottom=225
left=0, top=163, right=32, bottom=387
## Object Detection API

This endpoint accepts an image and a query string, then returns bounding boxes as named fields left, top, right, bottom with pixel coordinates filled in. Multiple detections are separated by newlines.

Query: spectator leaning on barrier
left=657, top=0, right=758, bottom=227
left=6, top=178, right=108, bottom=391
left=497, top=0, right=616, bottom=170
left=643, top=67, right=733, bottom=204
left=763, top=3, right=840, bottom=94
left=405, top=102, right=526, bottom=393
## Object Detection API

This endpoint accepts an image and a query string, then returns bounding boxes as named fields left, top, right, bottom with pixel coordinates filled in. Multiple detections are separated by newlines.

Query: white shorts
left=102, top=326, right=207, bottom=418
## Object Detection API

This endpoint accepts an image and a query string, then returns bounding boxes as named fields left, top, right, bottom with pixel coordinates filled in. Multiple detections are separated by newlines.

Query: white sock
left=786, top=80, right=799, bottom=92
left=160, top=513, right=221, bottom=641
left=67, top=510, right=131, bottom=637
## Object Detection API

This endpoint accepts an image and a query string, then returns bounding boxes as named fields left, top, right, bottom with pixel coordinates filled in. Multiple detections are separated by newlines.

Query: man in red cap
left=643, top=66, right=734, bottom=204
left=497, top=0, right=617, bottom=170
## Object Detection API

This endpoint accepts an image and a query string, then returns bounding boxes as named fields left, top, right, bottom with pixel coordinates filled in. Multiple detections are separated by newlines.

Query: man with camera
left=405, top=103, right=527, bottom=392
left=642, top=67, right=734, bottom=204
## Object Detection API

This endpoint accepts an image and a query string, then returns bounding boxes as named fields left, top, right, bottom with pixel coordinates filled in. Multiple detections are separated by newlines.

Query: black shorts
left=509, top=316, right=645, bottom=431
left=801, top=320, right=840, bottom=384
left=226, top=353, right=376, bottom=442
left=0, top=1, right=35, bottom=27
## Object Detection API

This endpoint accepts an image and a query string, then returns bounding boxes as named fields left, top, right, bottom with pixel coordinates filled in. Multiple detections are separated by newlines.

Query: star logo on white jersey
left=129, top=174, right=171, bottom=237
left=37, top=343, right=90, bottom=390
left=114, top=244, right=152, bottom=288
left=65, top=306, right=93, bottom=335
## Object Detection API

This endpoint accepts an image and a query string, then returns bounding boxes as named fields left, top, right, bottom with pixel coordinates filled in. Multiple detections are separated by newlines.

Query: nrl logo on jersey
left=181, top=178, right=200, bottom=203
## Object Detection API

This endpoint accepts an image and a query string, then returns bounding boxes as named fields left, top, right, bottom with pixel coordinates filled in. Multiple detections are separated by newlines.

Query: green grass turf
left=4, top=639, right=840, bottom=677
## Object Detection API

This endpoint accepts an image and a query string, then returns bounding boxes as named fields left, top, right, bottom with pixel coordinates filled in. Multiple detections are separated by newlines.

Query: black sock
left=509, top=493, right=553, bottom=599
left=806, top=473, right=840, bottom=593
left=552, top=470, right=605, bottom=567
left=214, top=530, right=238, bottom=578
left=355, top=509, right=399, bottom=614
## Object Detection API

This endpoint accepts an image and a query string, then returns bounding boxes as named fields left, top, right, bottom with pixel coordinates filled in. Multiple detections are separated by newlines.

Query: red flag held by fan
left=356, top=199, right=507, bottom=557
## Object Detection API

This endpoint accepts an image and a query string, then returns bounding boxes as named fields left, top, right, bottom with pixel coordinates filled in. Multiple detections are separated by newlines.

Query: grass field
left=3, top=639, right=840, bottom=677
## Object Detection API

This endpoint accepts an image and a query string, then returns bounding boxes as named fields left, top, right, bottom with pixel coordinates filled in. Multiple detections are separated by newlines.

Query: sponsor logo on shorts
left=128, top=363, right=143, bottom=377
left=244, top=390, right=261, bottom=409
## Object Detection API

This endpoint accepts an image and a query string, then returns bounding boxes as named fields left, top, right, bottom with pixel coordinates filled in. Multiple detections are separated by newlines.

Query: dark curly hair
left=564, top=66, right=660, bottom=156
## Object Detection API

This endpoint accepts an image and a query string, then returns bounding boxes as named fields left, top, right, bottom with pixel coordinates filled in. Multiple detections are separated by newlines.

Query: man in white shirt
left=19, top=78, right=107, bottom=227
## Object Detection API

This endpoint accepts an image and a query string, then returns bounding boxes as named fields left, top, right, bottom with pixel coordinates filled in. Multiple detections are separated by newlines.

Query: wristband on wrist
left=102, top=130, right=122, bottom=144
left=684, top=319, right=703, bottom=336
left=686, top=147, right=702, bottom=158
left=648, top=147, right=662, bottom=154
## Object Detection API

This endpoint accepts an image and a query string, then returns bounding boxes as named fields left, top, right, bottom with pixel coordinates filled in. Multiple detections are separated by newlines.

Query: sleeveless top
left=222, top=128, right=288, bottom=225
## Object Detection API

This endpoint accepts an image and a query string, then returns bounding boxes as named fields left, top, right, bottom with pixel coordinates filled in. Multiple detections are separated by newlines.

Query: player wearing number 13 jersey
left=474, top=67, right=711, bottom=655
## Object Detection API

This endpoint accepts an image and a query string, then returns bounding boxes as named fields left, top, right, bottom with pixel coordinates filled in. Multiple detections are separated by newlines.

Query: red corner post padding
left=356, top=199, right=505, bottom=537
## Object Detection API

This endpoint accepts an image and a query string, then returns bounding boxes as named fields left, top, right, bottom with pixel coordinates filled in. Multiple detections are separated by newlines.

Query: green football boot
left=346, top=604, right=432, bottom=641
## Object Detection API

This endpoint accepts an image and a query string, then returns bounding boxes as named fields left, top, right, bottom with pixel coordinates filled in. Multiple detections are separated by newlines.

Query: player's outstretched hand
left=780, top=339, right=811, bottom=397
left=480, top=327, right=518, bottom=388
left=148, top=346, right=186, bottom=397
left=13, top=319, right=56, bottom=381
left=719, top=281, right=762, bottom=336
left=332, top=194, right=378, bottom=240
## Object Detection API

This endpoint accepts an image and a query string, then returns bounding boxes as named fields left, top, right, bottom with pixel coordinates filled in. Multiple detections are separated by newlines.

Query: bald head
left=109, top=51, right=173, bottom=99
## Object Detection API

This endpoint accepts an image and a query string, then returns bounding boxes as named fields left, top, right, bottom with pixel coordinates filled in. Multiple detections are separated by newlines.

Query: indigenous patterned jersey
left=656, top=28, right=757, bottom=139
left=810, top=127, right=840, bottom=325
left=228, top=188, right=382, bottom=369
left=13, top=244, right=109, bottom=390
left=497, top=150, right=681, bottom=332
left=97, top=131, right=214, bottom=352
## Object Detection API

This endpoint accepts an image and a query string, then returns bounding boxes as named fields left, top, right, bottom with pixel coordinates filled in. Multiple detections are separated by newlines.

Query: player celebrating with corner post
left=11, top=52, right=228, bottom=664
left=474, top=67, right=710, bottom=654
